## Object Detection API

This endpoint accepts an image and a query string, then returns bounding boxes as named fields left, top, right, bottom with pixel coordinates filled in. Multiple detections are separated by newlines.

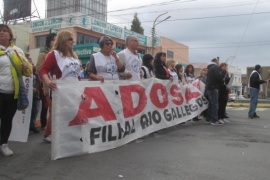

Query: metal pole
left=151, top=12, right=169, bottom=56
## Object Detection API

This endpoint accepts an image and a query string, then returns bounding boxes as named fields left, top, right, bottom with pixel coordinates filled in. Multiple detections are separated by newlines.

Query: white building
left=46, top=0, right=107, bottom=21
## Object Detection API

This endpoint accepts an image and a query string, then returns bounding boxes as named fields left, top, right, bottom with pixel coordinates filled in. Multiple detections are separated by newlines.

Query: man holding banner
left=117, top=35, right=142, bottom=81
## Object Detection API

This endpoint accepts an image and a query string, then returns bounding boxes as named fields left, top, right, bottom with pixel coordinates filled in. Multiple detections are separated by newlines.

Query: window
left=77, top=33, right=99, bottom=44
left=116, top=42, right=125, bottom=50
left=138, top=49, right=145, bottom=55
left=36, top=35, right=47, bottom=48
left=167, top=50, right=174, bottom=59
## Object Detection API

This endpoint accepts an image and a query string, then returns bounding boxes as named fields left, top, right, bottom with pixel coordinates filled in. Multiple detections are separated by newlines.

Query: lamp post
left=151, top=12, right=171, bottom=55
left=225, top=56, right=236, bottom=63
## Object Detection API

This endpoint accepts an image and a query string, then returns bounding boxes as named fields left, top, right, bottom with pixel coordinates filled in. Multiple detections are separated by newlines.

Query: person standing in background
left=205, top=58, right=224, bottom=125
left=141, top=54, right=154, bottom=79
left=166, top=59, right=178, bottom=82
left=154, top=52, right=171, bottom=80
left=0, top=24, right=32, bottom=156
left=184, top=64, right=195, bottom=83
left=117, top=35, right=141, bottom=81
left=248, top=64, right=267, bottom=119
left=175, top=64, right=184, bottom=84
left=25, top=53, right=40, bottom=134
left=36, top=33, right=56, bottom=130
left=218, top=63, right=230, bottom=124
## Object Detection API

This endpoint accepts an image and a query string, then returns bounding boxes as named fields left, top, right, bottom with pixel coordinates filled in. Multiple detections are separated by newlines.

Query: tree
left=131, top=13, right=144, bottom=35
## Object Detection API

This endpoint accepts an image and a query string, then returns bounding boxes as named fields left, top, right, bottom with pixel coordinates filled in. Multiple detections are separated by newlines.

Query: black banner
left=4, top=0, right=31, bottom=21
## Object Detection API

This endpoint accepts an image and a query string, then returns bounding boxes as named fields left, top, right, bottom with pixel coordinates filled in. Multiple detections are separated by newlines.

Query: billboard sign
left=4, top=0, right=31, bottom=21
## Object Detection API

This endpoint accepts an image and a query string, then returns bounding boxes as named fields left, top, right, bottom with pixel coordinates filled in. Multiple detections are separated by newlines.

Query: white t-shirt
left=117, top=48, right=142, bottom=81
left=169, top=69, right=178, bottom=82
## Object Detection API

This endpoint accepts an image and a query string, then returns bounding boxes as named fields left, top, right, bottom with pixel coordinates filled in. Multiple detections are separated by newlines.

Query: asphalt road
left=1, top=107, right=270, bottom=180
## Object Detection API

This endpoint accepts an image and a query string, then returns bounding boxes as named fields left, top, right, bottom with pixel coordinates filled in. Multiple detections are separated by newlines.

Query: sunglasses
left=68, top=38, right=74, bottom=41
left=105, top=42, right=113, bottom=46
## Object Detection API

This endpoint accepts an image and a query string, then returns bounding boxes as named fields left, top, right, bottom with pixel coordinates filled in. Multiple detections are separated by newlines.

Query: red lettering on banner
left=192, top=81, right=200, bottom=90
left=69, top=87, right=116, bottom=126
left=185, top=86, right=201, bottom=103
left=150, top=83, right=168, bottom=108
left=170, top=84, right=184, bottom=106
left=120, top=85, right=147, bottom=118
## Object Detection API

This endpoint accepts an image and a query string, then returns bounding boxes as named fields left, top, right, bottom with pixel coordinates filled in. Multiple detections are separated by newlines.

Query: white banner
left=52, top=79, right=208, bottom=160
left=9, top=76, right=33, bottom=142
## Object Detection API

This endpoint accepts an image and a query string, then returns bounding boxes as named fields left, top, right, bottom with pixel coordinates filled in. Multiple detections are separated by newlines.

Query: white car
left=228, top=94, right=236, bottom=102
left=238, top=95, right=246, bottom=100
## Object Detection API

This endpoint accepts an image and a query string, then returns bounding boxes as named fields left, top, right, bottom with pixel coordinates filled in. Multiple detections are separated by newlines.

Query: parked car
left=238, top=95, right=246, bottom=99
left=228, top=94, right=236, bottom=102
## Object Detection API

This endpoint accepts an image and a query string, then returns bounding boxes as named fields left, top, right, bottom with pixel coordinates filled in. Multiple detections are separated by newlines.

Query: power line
left=109, top=0, right=269, bottom=16
left=234, top=0, right=260, bottom=56
left=112, top=11, right=270, bottom=24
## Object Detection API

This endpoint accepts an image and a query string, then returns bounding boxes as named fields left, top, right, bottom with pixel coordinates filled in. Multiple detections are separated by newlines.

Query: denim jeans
left=30, top=97, right=41, bottom=129
left=248, top=88, right=259, bottom=117
left=206, top=89, right=219, bottom=122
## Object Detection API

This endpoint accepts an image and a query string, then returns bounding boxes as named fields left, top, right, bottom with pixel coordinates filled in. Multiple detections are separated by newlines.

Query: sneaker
left=43, top=135, right=51, bottom=143
left=218, top=119, right=225, bottom=124
left=205, top=120, right=211, bottom=124
left=248, top=115, right=254, bottom=119
left=1, top=144, right=13, bottom=156
left=224, top=115, right=230, bottom=118
left=223, top=119, right=230, bottom=123
left=253, top=114, right=260, bottom=118
left=211, top=121, right=223, bottom=126
left=30, top=127, right=40, bottom=134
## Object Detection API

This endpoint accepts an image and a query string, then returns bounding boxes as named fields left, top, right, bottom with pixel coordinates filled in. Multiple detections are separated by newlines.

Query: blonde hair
left=166, top=59, right=176, bottom=70
left=200, top=68, right=207, bottom=76
left=52, top=30, right=77, bottom=58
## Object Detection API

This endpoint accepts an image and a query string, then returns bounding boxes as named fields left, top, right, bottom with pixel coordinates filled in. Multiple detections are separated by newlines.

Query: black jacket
left=154, top=61, right=170, bottom=80
left=219, top=71, right=230, bottom=100
left=206, top=63, right=224, bottom=90
left=249, top=70, right=266, bottom=90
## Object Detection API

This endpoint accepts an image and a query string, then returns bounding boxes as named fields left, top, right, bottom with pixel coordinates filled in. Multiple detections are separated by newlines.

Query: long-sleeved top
left=154, top=61, right=170, bottom=80
left=249, top=70, right=266, bottom=90
left=40, top=50, right=81, bottom=81
left=206, top=62, right=223, bottom=90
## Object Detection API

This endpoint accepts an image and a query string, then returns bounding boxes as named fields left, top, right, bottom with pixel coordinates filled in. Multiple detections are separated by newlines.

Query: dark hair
left=255, top=64, right=261, bottom=70
left=175, top=64, right=183, bottom=81
left=184, top=64, right=194, bottom=77
left=142, top=54, right=154, bottom=71
left=154, top=52, right=166, bottom=67
left=99, top=36, right=113, bottom=48
left=45, top=33, right=57, bottom=49
left=0, top=24, right=14, bottom=42
left=211, top=58, right=218, bottom=62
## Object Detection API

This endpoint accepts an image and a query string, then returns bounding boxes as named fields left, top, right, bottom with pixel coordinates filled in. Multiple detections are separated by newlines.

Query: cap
left=143, top=54, right=154, bottom=64
left=99, top=36, right=113, bottom=48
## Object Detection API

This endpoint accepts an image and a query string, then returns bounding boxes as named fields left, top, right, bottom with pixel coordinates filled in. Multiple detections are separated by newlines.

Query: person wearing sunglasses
left=86, top=36, right=124, bottom=82
left=40, top=30, right=81, bottom=143
left=117, top=35, right=142, bottom=81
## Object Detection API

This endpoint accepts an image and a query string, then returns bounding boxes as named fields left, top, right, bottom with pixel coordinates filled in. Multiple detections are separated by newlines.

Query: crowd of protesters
left=0, top=24, right=268, bottom=157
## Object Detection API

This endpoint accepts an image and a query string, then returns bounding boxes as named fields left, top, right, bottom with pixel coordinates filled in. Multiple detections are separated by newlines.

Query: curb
left=227, top=103, right=270, bottom=108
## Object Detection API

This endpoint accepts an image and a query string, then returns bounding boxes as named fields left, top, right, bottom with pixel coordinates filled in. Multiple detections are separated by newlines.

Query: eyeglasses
left=105, top=42, right=113, bottom=46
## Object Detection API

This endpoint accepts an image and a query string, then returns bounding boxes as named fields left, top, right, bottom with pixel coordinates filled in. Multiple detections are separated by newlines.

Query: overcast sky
left=2, top=0, right=270, bottom=74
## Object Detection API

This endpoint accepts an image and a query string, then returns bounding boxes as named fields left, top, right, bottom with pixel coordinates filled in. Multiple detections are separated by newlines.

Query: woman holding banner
left=86, top=36, right=124, bottom=82
left=154, top=52, right=171, bottom=80
left=0, top=24, right=32, bottom=156
left=40, top=30, right=81, bottom=143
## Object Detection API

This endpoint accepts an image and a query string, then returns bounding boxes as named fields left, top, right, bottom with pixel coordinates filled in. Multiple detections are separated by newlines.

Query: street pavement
left=1, top=107, right=270, bottom=180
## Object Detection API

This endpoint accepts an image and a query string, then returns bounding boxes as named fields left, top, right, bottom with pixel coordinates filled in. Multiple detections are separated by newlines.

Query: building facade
left=46, top=0, right=107, bottom=21
left=28, top=13, right=189, bottom=68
